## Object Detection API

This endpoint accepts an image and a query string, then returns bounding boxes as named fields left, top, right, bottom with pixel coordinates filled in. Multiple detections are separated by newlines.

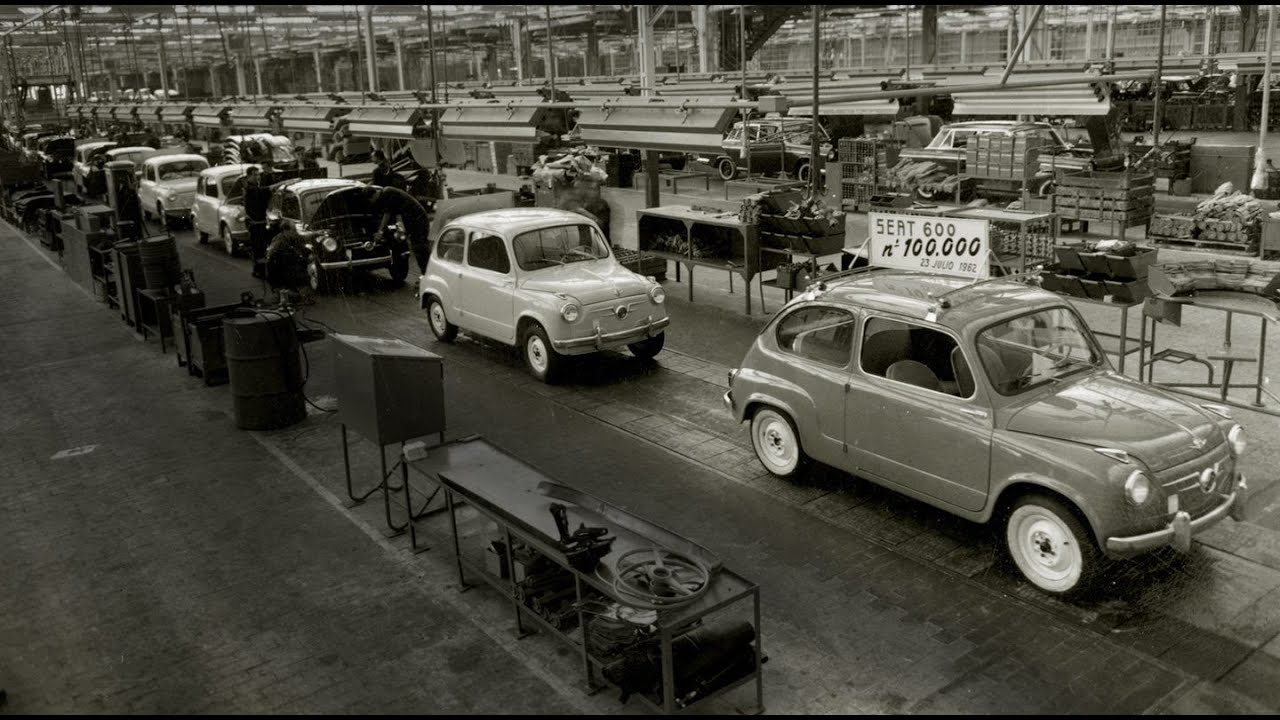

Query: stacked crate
left=1053, top=171, right=1155, bottom=227
left=964, top=135, right=1045, bottom=180
left=839, top=138, right=897, bottom=210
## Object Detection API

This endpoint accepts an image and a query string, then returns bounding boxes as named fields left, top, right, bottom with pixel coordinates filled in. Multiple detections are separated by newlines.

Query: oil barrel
left=139, top=234, right=180, bottom=290
left=223, top=309, right=306, bottom=430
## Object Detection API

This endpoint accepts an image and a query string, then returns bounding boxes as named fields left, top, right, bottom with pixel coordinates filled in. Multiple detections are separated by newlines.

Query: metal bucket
left=223, top=309, right=306, bottom=430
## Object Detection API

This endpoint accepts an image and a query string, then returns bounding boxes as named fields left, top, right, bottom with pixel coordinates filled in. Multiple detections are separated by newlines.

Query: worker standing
left=242, top=166, right=272, bottom=279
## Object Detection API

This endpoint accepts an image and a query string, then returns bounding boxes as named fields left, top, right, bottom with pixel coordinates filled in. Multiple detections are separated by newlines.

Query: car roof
left=200, top=163, right=257, bottom=178
left=449, top=207, right=595, bottom=235
left=285, top=177, right=363, bottom=194
left=108, top=146, right=154, bottom=155
left=808, top=270, right=1062, bottom=330
left=142, top=153, right=207, bottom=167
left=77, top=140, right=116, bottom=151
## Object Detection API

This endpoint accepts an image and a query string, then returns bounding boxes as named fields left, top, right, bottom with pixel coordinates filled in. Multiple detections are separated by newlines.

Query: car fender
left=985, top=431, right=1141, bottom=539
left=732, top=367, right=814, bottom=430
left=418, top=274, right=450, bottom=311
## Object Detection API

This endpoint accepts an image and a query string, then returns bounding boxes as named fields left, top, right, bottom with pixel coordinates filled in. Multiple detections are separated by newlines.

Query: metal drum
left=223, top=309, right=306, bottom=430
left=139, top=234, right=180, bottom=290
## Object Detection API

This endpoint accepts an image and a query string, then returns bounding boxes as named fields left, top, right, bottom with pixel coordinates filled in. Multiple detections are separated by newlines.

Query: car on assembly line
left=73, top=140, right=117, bottom=196
left=138, top=153, right=210, bottom=228
left=419, top=207, right=669, bottom=383
left=703, top=116, right=833, bottom=182
left=192, top=163, right=257, bottom=255
left=265, top=177, right=419, bottom=292
left=724, top=269, right=1249, bottom=596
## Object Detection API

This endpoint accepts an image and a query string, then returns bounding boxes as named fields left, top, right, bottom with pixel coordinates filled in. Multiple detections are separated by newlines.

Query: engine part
left=601, top=621, right=760, bottom=705
left=549, top=502, right=615, bottom=572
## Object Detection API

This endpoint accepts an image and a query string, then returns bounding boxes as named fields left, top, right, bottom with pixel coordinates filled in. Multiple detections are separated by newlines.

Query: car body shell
left=266, top=177, right=403, bottom=274
left=138, top=153, right=210, bottom=221
left=418, top=207, right=669, bottom=355
left=725, top=270, right=1245, bottom=559
left=898, top=120, right=1093, bottom=179
left=193, top=163, right=258, bottom=248
left=706, top=117, right=833, bottom=178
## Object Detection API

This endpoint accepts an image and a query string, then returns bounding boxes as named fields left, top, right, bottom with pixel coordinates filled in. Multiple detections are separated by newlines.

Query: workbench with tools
left=408, top=436, right=765, bottom=715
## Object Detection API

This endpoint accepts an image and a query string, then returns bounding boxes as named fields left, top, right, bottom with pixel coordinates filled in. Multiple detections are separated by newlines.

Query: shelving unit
left=838, top=138, right=898, bottom=211
left=410, top=437, right=765, bottom=715
left=637, top=205, right=782, bottom=315
left=87, top=243, right=117, bottom=308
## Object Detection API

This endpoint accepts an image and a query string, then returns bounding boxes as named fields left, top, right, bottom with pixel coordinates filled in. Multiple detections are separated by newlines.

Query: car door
left=845, top=315, right=992, bottom=512
left=192, top=175, right=217, bottom=234
left=770, top=305, right=859, bottom=467
left=458, top=230, right=516, bottom=343
left=430, top=226, right=468, bottom=324
left=138, top=164, right=158, bottom=210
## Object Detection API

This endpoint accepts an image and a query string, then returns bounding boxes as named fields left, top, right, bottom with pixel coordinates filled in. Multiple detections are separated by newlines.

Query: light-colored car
left=103, top=145, right=159, bottom=172
left=724, top=270, right=1248, bottom=596
left=418, top=207, right=669, bottom=383
left=73, top=140, right=117, bottom=195
left=138, top=153, right=210, bottom=228
left=193, top=163, right=257, bottom=254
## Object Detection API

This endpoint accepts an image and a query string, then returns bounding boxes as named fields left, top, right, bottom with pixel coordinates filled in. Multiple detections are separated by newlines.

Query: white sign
left=868, top=212, right=991, bottom=280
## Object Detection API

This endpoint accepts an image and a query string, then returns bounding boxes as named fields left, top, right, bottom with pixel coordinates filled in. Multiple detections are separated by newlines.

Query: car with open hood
left=418, top=207, right=669, bottom=383
left=724, top=269, right=1249, bottom=596
left=138, top=153, right=210, bottom=228
left=36, top=135, right=76, bottom=178
left=266, top=177, right=421, bottom=292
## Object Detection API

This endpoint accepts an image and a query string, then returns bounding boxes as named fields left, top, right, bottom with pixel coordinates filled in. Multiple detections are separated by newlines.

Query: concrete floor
left=4, top=165, right=1280, bottom=713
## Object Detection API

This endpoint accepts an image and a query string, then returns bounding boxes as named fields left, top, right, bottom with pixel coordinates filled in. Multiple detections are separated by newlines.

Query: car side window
left=280, top=193, right=301, bottom=221
left=466, top=233, right=511, bottom=274
left=436, top=227, right=466, bottom=263
left=860, top=316, right=971, bottom=397
left=203, top=177, right=219, bottom=198
left=775, top=307, right=857, bottom=367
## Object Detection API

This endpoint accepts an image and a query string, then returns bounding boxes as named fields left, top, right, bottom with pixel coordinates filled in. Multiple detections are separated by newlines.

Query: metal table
left=1139, top=290, right=1280, bottom=416
left=408, top=436, right=765, bottom=714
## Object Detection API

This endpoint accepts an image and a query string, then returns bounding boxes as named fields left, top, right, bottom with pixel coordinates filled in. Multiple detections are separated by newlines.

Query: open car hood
left=309, top=185, right=382, bottom=237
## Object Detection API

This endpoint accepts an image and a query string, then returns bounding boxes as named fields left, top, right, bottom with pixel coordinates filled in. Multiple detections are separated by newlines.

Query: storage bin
left=1053, top=273, right=1086, bottom=298
left=1079, top=278, right=1109, bottom=300
left=1054, top=245, right=1086, bottom=273
left=1104, top=247, right=1158, bottom=280
left=1079, top=252, right=1112, bottom=276
left=1103, top=279, right=1148, bottom=304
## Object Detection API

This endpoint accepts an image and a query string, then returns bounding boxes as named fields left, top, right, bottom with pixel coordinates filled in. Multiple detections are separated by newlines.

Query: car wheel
left=717, top=157, right=738, bottom=181
left=389, top=249, right=410, bottom=283
left=1004, top=494, right=1100, bottom=596
left=307, top=256, right=330, bottom=294
left=198, top=230, right=209, bottom=244
left=426, top=296, right=457, bottom=343
left=627, top=332, right=665, bottom=360
left=796, top=161, right=811, bottom=183
left=221, top=225, right=236, bottom=256
left=750, top=407, right=808, bottom=479
left=522, top=323, right=562, bottom=384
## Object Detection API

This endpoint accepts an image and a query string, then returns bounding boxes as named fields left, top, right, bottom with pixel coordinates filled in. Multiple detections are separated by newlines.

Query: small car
left=73, top=140, right=117, bottom=195
left=138, top=153, right=210, bottom=228
left=266, top=177, right=414, bottom=292
left=724, top=270, right=1248, bottom=596
left=706, top=117, right=833, bottom=182
left=193, top=163, right=257, bottom=254
left=35, top=135, right=75, bottom=178
left=418, top=207, right=669, bottom=383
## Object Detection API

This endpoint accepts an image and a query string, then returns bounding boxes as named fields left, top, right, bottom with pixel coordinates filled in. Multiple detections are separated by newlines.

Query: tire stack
left=139, top=235, right=181, bottom=291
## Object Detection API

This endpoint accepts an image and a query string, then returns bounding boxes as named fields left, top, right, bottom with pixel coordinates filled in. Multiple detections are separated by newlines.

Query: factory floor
left=4, top=174, right=1280, bottom=713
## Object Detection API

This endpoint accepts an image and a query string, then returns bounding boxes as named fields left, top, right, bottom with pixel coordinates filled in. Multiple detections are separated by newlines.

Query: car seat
left=886, top=360, right=942, bottom=391
left=859, top=329, right=913, bottom=376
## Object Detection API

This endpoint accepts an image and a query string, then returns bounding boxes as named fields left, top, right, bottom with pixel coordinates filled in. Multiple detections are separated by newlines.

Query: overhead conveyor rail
left=227, top=104, right=279, bottom=131
left=342, top=106, right=426, bottom=140
left=278, top=105, right=346, bottom=134
left=191, top=104, right=230, bottom=129
left=436, top=100, right=550, bottom=143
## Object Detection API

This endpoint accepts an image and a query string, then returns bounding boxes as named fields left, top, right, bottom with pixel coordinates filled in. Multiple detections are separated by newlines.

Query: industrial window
left=775, top=307, right=857, bottom=368
left=466, top=234, right=510, bottom=274
left=436, top=227, right=465, bottom=263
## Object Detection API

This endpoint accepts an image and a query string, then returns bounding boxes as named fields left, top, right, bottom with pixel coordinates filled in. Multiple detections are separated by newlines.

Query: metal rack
left=409, top=437, right=765, bottom=715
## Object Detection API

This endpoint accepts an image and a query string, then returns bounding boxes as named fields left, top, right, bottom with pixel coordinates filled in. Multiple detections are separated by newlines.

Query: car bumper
left=163, top=207, right=192, bottom=219
left=317, top=249, right=403, bottom=271
left=551, top=316, right=670, bottom=352
left=1105, top=474, right=1247, bottom=555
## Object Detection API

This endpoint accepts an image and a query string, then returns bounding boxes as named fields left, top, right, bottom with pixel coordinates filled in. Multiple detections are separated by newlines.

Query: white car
left=193, top=163, right=257, bottom=254
left=72, top=140, right=116, bottom=195
left=418, top=208, right=669, bottom=383
left=138, top=153, right=210, bottom=228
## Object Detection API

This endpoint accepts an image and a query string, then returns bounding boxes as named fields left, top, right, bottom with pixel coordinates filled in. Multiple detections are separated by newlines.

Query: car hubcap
left=755, top=416, right=795, bottom=472
left=527, top=335, right=548, bottom=374
left=1012, top=510, right=1078, bottom=584
left=430, top=304, right=446, bottom=335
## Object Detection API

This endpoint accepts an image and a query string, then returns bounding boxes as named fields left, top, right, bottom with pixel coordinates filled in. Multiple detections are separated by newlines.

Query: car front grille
left=584, top=297, right=652, bottom=334
left=1156, top=441, right=1234, bottom=517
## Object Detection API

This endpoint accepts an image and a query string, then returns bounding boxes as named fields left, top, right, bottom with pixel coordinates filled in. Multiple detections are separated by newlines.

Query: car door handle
left=959, top=408, right=988, bottom=419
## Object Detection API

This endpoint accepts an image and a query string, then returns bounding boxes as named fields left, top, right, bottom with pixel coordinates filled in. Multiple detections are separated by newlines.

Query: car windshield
left=512, top=224, right=610, bottom=271
left=976, top=306, right=1103, bottom=395
left=157, top=160, right=206, bottom=181
left=298, top=189, right=332, bottom=222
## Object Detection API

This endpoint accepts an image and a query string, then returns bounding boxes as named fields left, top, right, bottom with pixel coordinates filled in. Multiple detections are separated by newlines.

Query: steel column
left=157, top=16, right=170, bottom=99
left=364, top=4, right=378, bottom=93
left=313, top=50, right=323, bottom=93
left=395, top=32, right=406, bottom=91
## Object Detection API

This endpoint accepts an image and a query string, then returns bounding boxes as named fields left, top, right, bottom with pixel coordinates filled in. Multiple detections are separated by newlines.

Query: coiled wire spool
left=604, top=547, right=712, bottom=612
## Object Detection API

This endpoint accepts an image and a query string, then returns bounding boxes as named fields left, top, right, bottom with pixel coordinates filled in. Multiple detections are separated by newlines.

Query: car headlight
left=321, top=235, right=338, bottom=253
left=560, top=302, right=581, bottom=322
left=1228, top=424, right=1246, bottom=456
left=649, top=285, right=666, bottom=304
left=1124, top=470, right=1153, bottom=507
